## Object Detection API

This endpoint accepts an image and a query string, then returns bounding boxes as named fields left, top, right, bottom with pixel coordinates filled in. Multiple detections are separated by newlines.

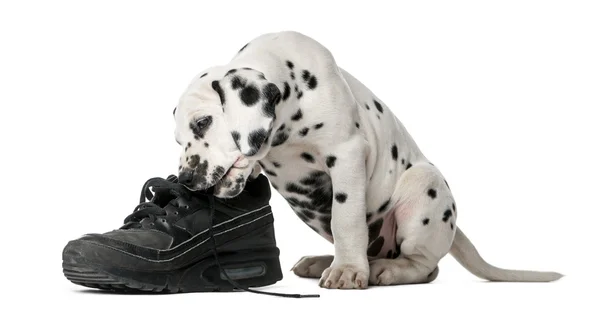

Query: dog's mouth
left=221, top=156, right=249, bottom=179
left=212, top=156, right=250, bottom=197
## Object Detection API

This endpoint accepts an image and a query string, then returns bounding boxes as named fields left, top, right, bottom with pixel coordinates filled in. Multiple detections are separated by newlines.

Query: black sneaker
left=62, top=173, right=317, bottom=298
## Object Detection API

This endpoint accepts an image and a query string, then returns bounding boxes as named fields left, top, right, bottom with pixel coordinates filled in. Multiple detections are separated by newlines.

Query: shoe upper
left=63, top=173, right=277, bottom=270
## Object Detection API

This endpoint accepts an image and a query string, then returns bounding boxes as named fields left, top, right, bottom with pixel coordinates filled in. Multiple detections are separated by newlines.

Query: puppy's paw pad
left=319, top=264, right=368, bottom=289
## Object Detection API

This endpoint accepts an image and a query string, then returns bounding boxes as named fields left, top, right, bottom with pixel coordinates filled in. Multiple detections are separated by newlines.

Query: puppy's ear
left=215, top=69, right=280, bottom=157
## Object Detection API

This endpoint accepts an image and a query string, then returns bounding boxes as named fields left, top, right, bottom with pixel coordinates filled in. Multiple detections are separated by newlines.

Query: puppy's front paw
left=318, top=263, right=369, bottom=289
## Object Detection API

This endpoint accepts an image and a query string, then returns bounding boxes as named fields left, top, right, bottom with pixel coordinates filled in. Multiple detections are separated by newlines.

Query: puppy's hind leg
left=370, top=162, right=454, bottom=285
left=292, top=255, right=334, bottom=278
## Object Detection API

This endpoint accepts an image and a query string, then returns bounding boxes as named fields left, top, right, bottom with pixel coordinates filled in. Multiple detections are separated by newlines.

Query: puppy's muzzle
left=178, top=169, right=195, bottom=188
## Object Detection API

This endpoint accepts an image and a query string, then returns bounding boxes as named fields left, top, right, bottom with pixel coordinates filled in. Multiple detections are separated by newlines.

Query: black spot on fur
left=200, top=73, right=208, bottom=78
left=272, top=162, right=281, bottom=168
left=391, top=144, right=398, bottom=161
left=296, top=210, right=310, bottom=223
left=307, top=76, right=317, bottom=89
left=246, top=128, right=268, bottom=156
left=278, top=123, right=286, bottom=131
left=402, top=158, right=405, bottom=165
left=188, top=154, right=200, bottom=168
left=290, top=72, right=295, bottom=80
left=285, top=170, right=332, bottom=214
left=374, top=99, right=384, bottom=113
left=301, top=70, right=318, bottom=89
left=271, top=131, right=289, bottom=147
left=300, top=152, right=315, bottom=163
left=367, top=237, right=384, bottom=257
left=335, top=192, right=347, bottom=203
left=231, top=75, right=244, bottom=90
left=262, top=83, right=280, bottom=117
left=450, top=222, right=454, bottom=230
left=231, top=131, right=241, bottom=150
left=302, top=70, right=310, bottom=81
left=377, top=199, right=390, bottom=213
left=314, top=123, right=324, bottom=129
left=286, top=61, right=294, bottom=69
left=226, top=69, right=237, bottom=75
left=282, top=82, right=291, bottom=101
left=445, top=179, right=450, bottom=190
left=211, top=81, right=225, bottom=104
left=366, top=212, right=373, bottom=222
left=452, top=203, right=456, bottom=213
left=355, top=122, right=360, bottom=128
left=406, top=162, right=413, bottom=170
left=291, top=109, right=303, bottom=121
left=204, top=142, right=209, bottom=148
left=211, top=166, right=226, bottom=183
left=187, top=142, right=191, bottom=148
left=264, top=169, right=277, bottom=177
left=365, top=103, right=370, bottom=110
left=297, top=90, right=303, bottom=99
left=240, top=85, right=260, bottom=106
left=368, top=218, right=383, bottom=242
left=422, top=218, right=430, bottom=225
left=326, top=156, right=336, bottom=168
left=173, top=107, right=177, bottom=116
left=286, top=182, right=310, bottom=195
left=239, top=43, right=249, bottom=53
left=299, top=170, right=326, bottom=185
left=302, top=209, right=316, bottom=219
left=428, top=188, right=437, bottom=199
left=299, top=127, right=309, bottom=136
left=442, top=209, right=453, bottom=222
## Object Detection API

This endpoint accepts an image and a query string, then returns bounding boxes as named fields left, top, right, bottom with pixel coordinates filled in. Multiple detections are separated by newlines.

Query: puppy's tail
left=450, top=226, right=563, bottom=282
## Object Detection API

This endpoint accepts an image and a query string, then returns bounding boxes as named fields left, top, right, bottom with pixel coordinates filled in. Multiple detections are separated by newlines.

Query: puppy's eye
left=195, top=116, right=212, bottom=130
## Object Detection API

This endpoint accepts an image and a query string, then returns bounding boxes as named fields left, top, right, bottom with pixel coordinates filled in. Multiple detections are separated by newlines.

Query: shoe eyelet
left=174, top=211, right=179, bottom=215
left=162, top=219, right=166, bottom=223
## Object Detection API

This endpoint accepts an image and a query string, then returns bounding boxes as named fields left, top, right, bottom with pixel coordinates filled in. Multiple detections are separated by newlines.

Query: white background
left=1, top=0, right=598, bottom=311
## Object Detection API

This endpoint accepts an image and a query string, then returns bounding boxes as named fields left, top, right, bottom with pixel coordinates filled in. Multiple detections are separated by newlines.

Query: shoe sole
left=63, top=247, right=283, bottom=293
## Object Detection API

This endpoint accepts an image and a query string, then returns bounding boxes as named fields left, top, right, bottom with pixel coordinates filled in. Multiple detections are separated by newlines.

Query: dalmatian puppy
left=173, top=31, right=563, bottom=289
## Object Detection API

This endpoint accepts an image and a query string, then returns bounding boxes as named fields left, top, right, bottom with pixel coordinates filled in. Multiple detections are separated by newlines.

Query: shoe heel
left=200, top=248, right=283, bottom=291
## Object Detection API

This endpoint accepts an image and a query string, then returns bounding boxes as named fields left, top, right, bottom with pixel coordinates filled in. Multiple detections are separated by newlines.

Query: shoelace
left=125, top=176, right=320, bottom=298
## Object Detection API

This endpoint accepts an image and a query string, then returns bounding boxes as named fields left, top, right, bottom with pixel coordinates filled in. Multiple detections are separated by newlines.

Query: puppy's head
left=174, top=67, right=280, bottom=197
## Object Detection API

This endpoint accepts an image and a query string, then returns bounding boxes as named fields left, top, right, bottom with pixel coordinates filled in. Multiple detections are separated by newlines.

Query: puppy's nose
left=178, top=170, right=194, bottom=186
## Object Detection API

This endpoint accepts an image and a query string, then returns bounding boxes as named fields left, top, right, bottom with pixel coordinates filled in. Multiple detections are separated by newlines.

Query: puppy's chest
left=258, top=153, right=335, bottom=237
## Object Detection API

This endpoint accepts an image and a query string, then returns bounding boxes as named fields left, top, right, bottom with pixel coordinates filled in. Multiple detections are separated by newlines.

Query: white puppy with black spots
left=173, top=31, right=562, bottom=289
